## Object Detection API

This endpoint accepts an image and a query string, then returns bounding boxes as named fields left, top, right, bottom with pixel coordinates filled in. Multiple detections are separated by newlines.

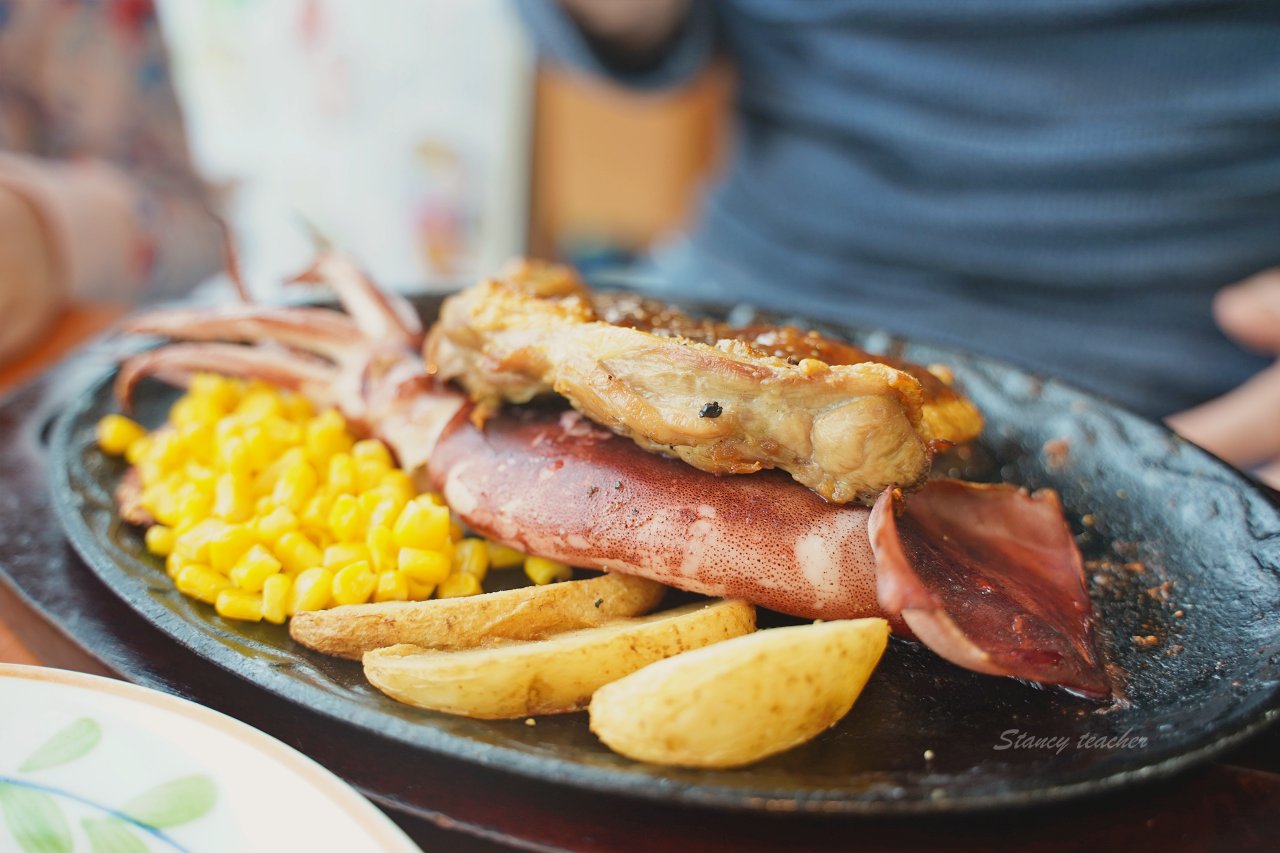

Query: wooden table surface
left=3, top=308, right=1277, bottom=853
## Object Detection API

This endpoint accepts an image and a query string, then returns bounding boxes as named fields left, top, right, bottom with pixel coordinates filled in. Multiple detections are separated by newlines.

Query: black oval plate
left=48, top=295, right=1280, bottom=814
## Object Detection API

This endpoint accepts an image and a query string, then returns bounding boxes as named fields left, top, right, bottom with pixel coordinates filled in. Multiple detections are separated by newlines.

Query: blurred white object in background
left=157, top=0, right=533, bottom=297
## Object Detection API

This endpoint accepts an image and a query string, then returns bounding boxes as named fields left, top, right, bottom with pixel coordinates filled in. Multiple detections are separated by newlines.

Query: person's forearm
left=0, top=185, right=61, bottom=363
left=557, top=0, right=691, bottom=64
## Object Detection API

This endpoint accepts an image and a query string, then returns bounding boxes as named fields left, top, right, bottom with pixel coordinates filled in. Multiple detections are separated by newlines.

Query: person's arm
left=0, top=186, right=59, bottom=363
left=0, top=0, right=221, bottom=360
left=515, top=0, right=715, bottom=89
left=1166, top=268, right=1280, bottom=488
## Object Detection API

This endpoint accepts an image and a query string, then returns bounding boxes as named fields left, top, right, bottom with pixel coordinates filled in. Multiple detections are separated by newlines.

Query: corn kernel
left=168, top=395, right=203, bottom=429
left=378, top=470, right=415, bottom=503
left=240, top=424, right=278, bottom=472
left=253, top=447, right=307, bottom=496
left=254, top=506, right=299, bottom=542
left=352, top=438, right=393, bottom=467
left=96, top=414, right=147, bottom=456
left=358, top=491, right=400, bottom=532
left=289, top=567, right=333, bottom=614
left=300, top=492, right=334, bottom=536
left=449, top=520, right=465, bottom=543
left=356, top=460, right=387, bottom=494
left=263, top=416, right=302, bottom=448
left=273, top=460, right=319, bottom=513
left=148, top=430, right=184, bottom=473
left=177, top=421, right=215, bottom=464
left=190, top=373, right=241, bottom=413
left=173, top=519, right=231, bottom=564
left=230, top=544, right=283, bottom=592
left=236, top=388, right=285, bottom=421
left=171, top=484, right=213, bottom=528
left=274, top=531, right=323, bottom=574
left=182, top=463, right=217, bottom=494
left=452, top=538, right=490, bottom=582
left=215, top=589, right=263, bottom=622
left=261, top=574, right=292, bottom=624
left=208, top=524, right=257, bottom=574
left=282, top=393, right=314, bottom=422
left=405, top=577, right=435, bottom=601
left=327, top=493, right=364, bottom=541
left=438, top=572, right=482, bottom=598
left=367, top=527, right=398, bottom=574
left=331, top=561, right=376, bottom=605
left=216, top=434, right=253, bottom=479
left=391, top=499, right=451, bottom=551
left=165, top=551, right=185, bottom=579
left=124, top=434, right=152, bottom=465
left=524, top=556, right=572, bottom=585
left=374, top=570, right=409, bottom=602
left=304, top=410, right=353, bottom=465
left=144, top=524, right=175, bottom=557
left=175, top=564, right=232, bottom=604
left=486, top=542, right=525, bottom=570
left=327, top=453, right=357, bottom=495
left=212, top=473, right=255, bottom=522
left=397, top=547, right=452, bottom=585
left=323, top=541, right=371, bottom=571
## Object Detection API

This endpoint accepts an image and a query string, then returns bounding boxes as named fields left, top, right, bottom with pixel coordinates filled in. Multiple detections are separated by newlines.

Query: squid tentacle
left=114, top=343, right=338, bottom=412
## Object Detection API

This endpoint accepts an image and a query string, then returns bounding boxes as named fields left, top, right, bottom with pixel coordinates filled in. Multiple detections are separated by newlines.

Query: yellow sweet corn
left=486, top=542, right=525, bottom=570
left=143, top=524, right=175, bottom=557
left=254, top=505, right=298, bottom=542
left=207, top=524, right=257, bottom=575
left=331, top=561, right=377, bottom=605
left=274, top=531, right=323, bottom=574
left=323, top=541, right=371, bottom=571
left=438, top=571, right=482, bottom=598
left=452, top=538, right=490, bottom=582
left=261, top=574, right=292, bottom=624
left=397, top=547, right=451, bottom=585
left=352, top=438, right=393, bottom=468
left=327, top=493, right=364, bottom=541
left=327, top=453, right=357, bottom=496
left=374, top=570, right=409, bottom=602
left=392, top=498, right=451, bottom=551
left=215, top=589, right=263, bottom=622
left=96, top=414, right=146, bottom=457
left=102, top=373, right=561, bottom=622
left=405, top=576, right=436, bottom=601
left=289, top=567, right=333, bottom=614
left=175, top=564, right=232, bottom=604
left=229, top=544, right=283, bottom=592
left=212, top=472, right=254, bottom=523
left=367, top=526, right=398, bottom=574
left=524, top=556, right=573, bottom=585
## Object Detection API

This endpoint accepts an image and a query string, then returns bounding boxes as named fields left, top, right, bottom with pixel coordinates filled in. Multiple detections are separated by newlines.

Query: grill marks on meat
left=426, top=261, right=971, bottom=505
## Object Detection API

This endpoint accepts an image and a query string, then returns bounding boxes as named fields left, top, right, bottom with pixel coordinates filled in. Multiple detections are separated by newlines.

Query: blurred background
left=156, top=0, right=730, bottom=296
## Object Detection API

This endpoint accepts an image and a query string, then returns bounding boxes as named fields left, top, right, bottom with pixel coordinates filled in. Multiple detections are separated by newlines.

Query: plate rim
left=0, top=661, right=418, bottom=850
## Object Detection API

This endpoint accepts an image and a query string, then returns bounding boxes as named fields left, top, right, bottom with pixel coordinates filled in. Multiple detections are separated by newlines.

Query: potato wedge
left=589, top=617, right=889, bottom=768
left=363, top=599, right=756, bottom=719
left=290, top=572, right=666, bottom=659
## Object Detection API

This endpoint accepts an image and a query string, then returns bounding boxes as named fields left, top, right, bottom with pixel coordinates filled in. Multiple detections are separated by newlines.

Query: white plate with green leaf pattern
left=0, top=664, right=418, bottom=852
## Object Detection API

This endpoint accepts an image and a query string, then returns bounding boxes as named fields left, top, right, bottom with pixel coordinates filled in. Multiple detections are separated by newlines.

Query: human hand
left=1166, top=269, right=1280, bottom=488
left=0, top=185, right=60, bottom=363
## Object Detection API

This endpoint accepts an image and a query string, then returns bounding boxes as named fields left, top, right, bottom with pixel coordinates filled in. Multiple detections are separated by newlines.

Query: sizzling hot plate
left=47, top=293, right=1280, bottom=814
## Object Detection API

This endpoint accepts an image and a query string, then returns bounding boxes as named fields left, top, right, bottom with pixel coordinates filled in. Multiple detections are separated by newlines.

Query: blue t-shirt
left=517, top=0, right=1279, bottom=418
